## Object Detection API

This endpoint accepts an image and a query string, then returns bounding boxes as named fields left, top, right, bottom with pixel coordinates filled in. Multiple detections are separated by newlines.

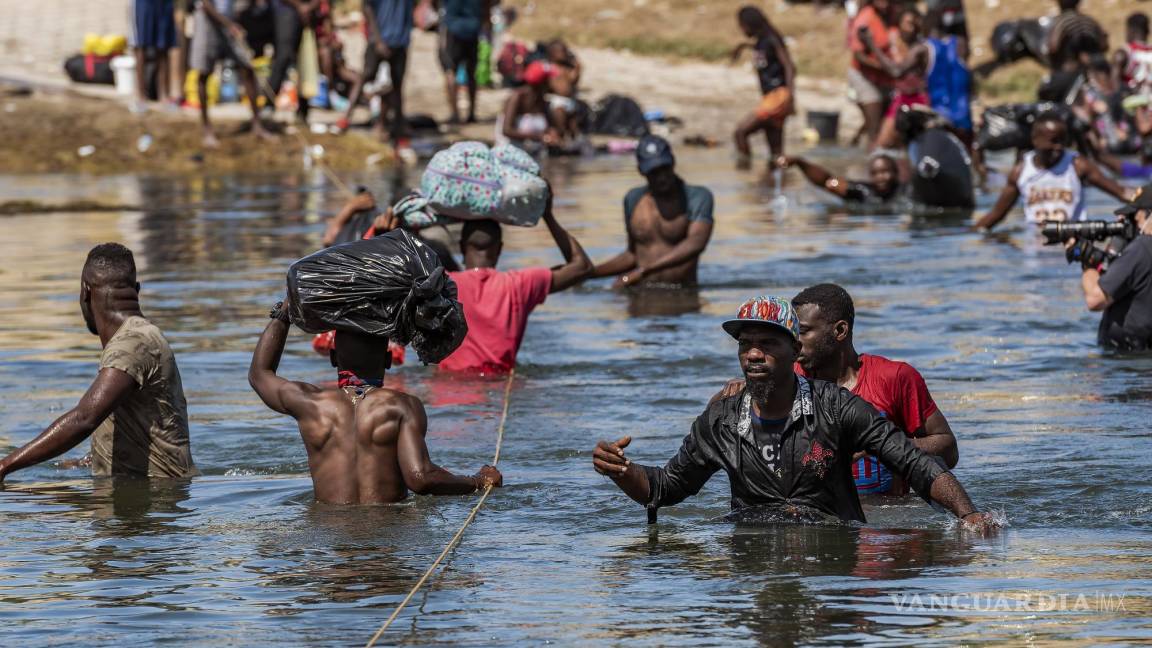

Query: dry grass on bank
left=512, top=0, right=1134, bottom=102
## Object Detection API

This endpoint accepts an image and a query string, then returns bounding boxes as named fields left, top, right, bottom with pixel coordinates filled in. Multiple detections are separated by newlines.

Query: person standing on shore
left=847, top=0, right=896, bottom=148
left=731, top=5, right=795, bottom=165
left=131, top=0, right=177, bottom=111
left=268, top=0, right=320, bottom=122
left=436, top=0, right=490, bottom=125
left=337, top=0, right=413, bottom=152
left=0, top=244, right=197, bottom=482
left=190, top=0, right=274, bottom=147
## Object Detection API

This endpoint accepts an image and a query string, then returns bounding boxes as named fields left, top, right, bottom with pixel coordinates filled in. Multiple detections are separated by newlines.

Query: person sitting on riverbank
left=250, top=303, right=502, bottom=504
left=975, top=112, right=1131, bottom=231
left=591, top=295, right=997, bottom=531
left=711, top=284, right=958, bottom=497
left=0, top=244, right=197, bottom=482
left=592, top=135, right=715, bottom=288
left=191, top=0, right=274, bottom=147
left=436, top=189, right=592, bottom=374
left=496, top=61, right=561, bottom=152
left=776, top=153, right=902, bottom=207
left=731, top=5, right=796, bottom=165
left=545, top=40, right=584, bottom=142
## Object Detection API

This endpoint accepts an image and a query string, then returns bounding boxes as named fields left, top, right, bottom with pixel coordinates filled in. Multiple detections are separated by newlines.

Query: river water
left=0, top=149, right=1150, bottom=645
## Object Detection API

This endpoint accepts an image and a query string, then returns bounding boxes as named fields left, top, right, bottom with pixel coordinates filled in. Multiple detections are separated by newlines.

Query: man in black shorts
left=437, top=0, right=490, bottom=124
left=777, top=154, right=902, bottom=206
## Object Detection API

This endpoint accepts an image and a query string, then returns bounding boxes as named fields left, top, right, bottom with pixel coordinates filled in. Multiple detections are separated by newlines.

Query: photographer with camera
left=1077, top=183, right=1152, bottom=351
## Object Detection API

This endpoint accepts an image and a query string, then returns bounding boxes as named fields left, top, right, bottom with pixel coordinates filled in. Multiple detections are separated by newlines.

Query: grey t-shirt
left=623, top=183, right=714, bottom=226
left=1098, top=236, right=1152, bottom=351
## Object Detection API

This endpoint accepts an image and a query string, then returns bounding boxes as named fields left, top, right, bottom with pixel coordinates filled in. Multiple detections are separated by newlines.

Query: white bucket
left=110, top=55, right=136, bottom=96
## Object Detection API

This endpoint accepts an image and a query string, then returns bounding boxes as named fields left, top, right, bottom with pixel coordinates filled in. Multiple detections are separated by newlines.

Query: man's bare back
left=250, top=314, right=501, bottom=505
left=292, top=385, right=418, bottom=504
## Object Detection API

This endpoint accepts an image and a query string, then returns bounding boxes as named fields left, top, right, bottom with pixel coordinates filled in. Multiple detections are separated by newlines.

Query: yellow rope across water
left=364, top=369, right=516, bottom=647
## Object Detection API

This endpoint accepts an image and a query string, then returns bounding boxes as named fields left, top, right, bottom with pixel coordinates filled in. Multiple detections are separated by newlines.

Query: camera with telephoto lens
left=1040, top=219, right=1136, bottom=246
left=1041, top=219, right=1136, bottom=272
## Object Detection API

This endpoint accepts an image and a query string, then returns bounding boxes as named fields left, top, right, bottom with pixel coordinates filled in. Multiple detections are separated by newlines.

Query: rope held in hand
left=364, top=369, right=515, bottom=647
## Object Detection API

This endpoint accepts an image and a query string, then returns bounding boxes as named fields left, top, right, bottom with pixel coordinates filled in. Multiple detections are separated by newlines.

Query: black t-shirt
left=1098, top=235, right=1152, bottom=351
left=749, top=412, right=788, bottom=475
left=753, top=34, right=787, bottom=94
left=844, top=181, right=901, bottom=206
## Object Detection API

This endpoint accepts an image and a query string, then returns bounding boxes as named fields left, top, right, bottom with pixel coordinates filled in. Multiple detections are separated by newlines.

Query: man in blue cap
left=592, top=135, right=715, bottom=288
left=591, top=296, right=998, bottom=532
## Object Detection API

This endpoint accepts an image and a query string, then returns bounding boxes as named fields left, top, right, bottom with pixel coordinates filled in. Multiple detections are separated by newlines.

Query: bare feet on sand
left=202, top=130, right=220, bottom=149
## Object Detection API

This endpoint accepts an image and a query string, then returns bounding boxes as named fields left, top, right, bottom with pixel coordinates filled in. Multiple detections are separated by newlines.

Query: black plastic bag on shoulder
left=286, top=229, right=467, bottom=364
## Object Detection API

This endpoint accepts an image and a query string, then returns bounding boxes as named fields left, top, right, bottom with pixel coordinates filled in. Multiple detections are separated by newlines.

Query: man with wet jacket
left=592, top=296, right=998, bottom=532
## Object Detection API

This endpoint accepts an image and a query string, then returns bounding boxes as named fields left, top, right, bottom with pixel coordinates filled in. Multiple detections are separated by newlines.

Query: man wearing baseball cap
left=592, top=135, right=715, bottom=288
left=1080, top=182, right=1152, bottom=350
left=592, top=295, right=998, bottom=532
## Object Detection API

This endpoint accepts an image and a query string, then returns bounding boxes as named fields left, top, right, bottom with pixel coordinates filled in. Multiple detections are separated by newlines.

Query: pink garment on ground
left=438, top=267, right=552, bottom=373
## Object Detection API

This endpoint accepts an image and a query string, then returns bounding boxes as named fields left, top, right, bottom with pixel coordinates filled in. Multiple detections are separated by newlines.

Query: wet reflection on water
left=0, top=148, right=1150, bottom=643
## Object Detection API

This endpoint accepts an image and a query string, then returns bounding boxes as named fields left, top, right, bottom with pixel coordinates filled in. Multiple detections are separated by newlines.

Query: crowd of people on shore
left=126, top=0, right=591, bottom=154
left=11, top=0, right=1150, bottom=537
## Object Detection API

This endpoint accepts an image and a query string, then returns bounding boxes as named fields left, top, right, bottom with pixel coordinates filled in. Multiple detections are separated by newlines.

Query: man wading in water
left=0, top=244, right=197, bottom=481
left=712, top=284, right=958, bottom=497
left=592, top=296, right=997, bottom=532
left=249, top=302, right=501, bottom=504
left=592, top=135, right=715, bottom=288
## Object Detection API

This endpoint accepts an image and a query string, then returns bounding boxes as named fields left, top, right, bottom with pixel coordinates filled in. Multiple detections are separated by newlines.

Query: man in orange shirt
left=848, top=0, right=895, bottom=146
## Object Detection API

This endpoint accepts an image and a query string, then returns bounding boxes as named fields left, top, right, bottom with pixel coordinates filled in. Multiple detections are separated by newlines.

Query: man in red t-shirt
left=714, top=283, right=957, bottom=496
left=438, top=193, right=593, bottom=374
left=790, top=283, right=957, bottom=495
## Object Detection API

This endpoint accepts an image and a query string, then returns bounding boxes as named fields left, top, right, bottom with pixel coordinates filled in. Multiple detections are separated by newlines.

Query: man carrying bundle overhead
left=249, top=230, right=502, bottom=504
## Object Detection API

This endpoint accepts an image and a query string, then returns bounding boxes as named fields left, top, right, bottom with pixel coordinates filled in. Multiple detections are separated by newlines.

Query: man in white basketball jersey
left=975, top=112, right=1132, bottom=232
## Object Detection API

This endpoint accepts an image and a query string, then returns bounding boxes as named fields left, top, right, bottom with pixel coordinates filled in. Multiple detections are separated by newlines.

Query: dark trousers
left=363, top=45, right=409, bottom=142
left=268, top=4, right=306, bottom=113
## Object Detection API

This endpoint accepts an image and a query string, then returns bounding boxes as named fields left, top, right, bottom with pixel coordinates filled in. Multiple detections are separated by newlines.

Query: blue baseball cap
left=636, top=134, right=675, bottom=175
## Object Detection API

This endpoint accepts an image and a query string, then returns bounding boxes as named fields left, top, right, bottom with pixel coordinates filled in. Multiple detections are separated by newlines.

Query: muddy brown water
left=0, top=149, right=1150, bottom=645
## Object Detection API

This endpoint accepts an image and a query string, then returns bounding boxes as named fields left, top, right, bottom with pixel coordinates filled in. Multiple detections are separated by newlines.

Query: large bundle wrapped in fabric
left=286, top=230, right=467, bottom=364
left=420, top=141, right=548, bottom=227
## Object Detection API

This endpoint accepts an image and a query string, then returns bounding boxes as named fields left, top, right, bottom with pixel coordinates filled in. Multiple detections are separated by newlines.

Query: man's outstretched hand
left=592, top=436, right=632, bottom=477
left=475, top=465, right=503, bottom=489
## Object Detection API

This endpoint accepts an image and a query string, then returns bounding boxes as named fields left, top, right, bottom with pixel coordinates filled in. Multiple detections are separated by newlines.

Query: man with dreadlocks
left=0, top=243, right=197, bottom=482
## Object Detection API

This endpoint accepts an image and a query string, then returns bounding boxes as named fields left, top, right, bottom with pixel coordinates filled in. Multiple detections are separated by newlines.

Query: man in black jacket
left=592, top=295, right=998, bottom=531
